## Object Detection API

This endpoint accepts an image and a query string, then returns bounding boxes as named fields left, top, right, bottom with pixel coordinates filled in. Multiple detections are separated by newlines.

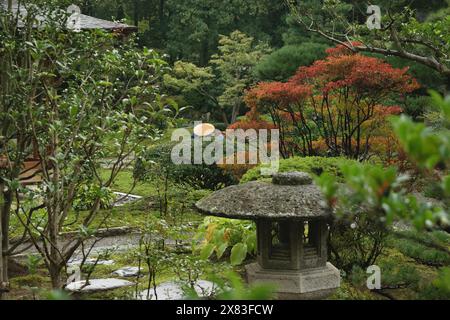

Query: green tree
left=163, top=61, right=219, bottom=121
left=162, top=0, right=285, bottom=65
left=255, top=9, right=332, bottom=82
left=210, top=31, right=271, bottom=124
left=164, top=31, right=270, bottom=125
left=255, top=42, right=329, bottom=81
left=286, top=0, right=450, bottom=83
left=315, top=91, right=450, bottom=294
left=0, top=1, right=169, bottom=290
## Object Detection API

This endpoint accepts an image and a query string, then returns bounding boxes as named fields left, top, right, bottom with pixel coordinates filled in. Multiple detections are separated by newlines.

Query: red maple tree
left=237, top=44, right=420, bottom=159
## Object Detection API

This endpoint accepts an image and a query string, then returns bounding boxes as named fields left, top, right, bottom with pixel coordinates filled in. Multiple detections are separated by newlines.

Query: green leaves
left=314, top=173, right=338, bottom=207
left=230, top=243, right=248, bottom=266
left=200, top=243, right=216, bottom=260
left=391, top=115, right=443, bottom=169
left=216, top=242, right=229, bottom=259
left=196, top=217, right=256, bottom=265
left=391, top=90, right=449, bottom=170
left=210, top=271, right=276, bottom=300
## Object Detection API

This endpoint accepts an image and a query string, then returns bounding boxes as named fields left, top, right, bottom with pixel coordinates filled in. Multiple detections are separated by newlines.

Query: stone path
left=112, top=192, right=143, bottom=207
left=14, top=232, right=188, bottom=262
left=66, top=278, right=134, bottom=293
left=136, top=280, right=218, bottom=300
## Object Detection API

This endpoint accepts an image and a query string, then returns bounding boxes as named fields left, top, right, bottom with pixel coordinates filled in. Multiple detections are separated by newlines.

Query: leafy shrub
left=195, top=217, right=256, bottom=266
left=135, top=141, right=237, bottom=191
left=241, top=156, right=356, bottom=183
left=171, top=163, right=237, bottom=191
left=25, top=255, right=43, bottom=275
left=73, top=184, right=116, bottom=211
left=329, top=217, right=389, bottom=273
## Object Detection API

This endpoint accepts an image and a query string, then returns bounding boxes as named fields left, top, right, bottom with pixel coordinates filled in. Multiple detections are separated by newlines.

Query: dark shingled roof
left=1, top=1, right=137, bottom=32
left=196, top=172, right=331, bottom=220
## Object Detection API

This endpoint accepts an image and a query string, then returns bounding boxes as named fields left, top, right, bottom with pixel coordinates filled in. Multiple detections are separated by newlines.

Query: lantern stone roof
left=196, top=172, right=330, bottom=220
left=1, top=1, right=137, bottom=32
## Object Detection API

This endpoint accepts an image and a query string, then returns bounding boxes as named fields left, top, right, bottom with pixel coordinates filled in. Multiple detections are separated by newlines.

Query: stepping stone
left=137, top=280, right=217, bottom=300
left=65, top=278, right=133, bottom=293
left=67, top=258, right=115, bottom=266
left=113, top=192, right=143, bottom=207
left=112, top=267, right=141, bottom=277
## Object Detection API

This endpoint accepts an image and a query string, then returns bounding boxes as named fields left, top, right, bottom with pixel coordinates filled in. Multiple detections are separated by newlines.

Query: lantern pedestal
left=245, top=262, right=340, bottom=300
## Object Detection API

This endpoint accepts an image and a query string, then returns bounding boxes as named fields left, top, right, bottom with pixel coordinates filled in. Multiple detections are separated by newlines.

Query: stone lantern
left=195, top=171, right=340, bottom=299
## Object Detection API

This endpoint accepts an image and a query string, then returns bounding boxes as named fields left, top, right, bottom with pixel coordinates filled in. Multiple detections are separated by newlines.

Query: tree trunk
left=231, top=103, right=240, bottom=124
left=221, top=110, right=229, bottom=126
left=159, top=0, right=166, bottom=40
left=199, top=38, right=209, bottom=66
left=49, top=264, right=63, bottom=289
left=0, top=184, right=11, bottom=298
left=1, top=190, right=11, bottom=285
left=0, top=184, right=4, bottom=298
left=133, top=0, right=140, bottom=28
left=0, top=187, right=12, bottom=298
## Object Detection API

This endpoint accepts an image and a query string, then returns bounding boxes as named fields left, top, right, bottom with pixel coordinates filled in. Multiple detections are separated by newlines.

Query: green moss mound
left=241, top=156, right=357, bottom=183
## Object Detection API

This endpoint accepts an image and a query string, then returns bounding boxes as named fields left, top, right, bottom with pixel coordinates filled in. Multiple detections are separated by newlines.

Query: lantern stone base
left=245, top=262, right=340, bottom=300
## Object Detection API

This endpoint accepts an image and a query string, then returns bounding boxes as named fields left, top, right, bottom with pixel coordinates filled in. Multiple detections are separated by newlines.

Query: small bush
left=73, top=184, right=116, bottom=211
left=195, top=217, right=256, bottom=266
left=330, top=217, right=389, bottom=273
left=241, top=156, right=356, bottom=183
left=135, top=141, right=237, bottom=191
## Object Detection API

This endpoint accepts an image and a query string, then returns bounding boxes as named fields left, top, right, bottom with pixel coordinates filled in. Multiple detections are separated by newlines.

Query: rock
left=67, top=258, right=115, bottom=266
left=113, top=192, right=142, bottom=207
left=62, top=226, right=135, bottom=238
left=112, top=267, right=141, bottom=277
left=137, top=280, right=217, bottom=300
left=65, top=278, right=133, bottom=293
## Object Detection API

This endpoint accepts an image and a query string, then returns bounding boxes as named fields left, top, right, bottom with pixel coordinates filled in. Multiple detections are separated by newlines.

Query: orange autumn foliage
left=235, top=43, right=420, bottom=160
